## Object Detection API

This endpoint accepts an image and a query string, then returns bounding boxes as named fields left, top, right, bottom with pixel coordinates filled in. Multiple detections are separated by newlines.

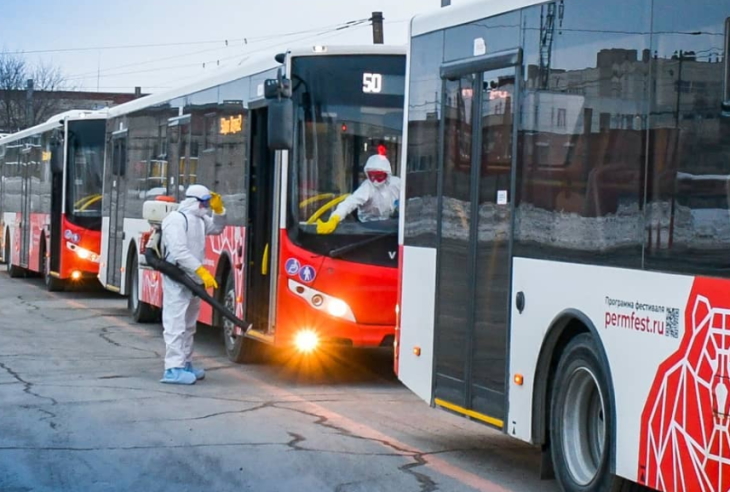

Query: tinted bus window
left=404, top=32, right=444, bottom=248
left=644, top=0, right=730, bottom=276
left=515, top=0, right=651, bottom=268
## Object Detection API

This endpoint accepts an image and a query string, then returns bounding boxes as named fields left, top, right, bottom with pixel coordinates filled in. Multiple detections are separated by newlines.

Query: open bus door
left=105, top=131, right=128, bottom=290
left=426, top=50, right=521, bottom=428
left=244, top=106, right=278, bottom=337
left=48, top=131, right=65, bottom=277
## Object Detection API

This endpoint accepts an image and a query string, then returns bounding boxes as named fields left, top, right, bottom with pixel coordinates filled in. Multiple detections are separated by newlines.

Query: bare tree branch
left=0, top=52, right=71, bottom=132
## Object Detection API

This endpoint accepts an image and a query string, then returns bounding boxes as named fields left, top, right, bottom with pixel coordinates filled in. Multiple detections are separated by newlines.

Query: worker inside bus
left=316, top=152, right=401, bottom=235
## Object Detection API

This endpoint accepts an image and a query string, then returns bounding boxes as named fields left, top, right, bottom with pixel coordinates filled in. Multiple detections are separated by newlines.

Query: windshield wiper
left=329, top=231, right=396, bottom=259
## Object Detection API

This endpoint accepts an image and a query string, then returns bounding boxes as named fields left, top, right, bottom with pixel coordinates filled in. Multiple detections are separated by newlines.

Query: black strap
left=177, top=211, right=188, bottom=231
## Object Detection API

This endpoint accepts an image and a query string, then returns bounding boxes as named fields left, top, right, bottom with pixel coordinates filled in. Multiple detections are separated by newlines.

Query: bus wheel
left=41, top=240, right=64, bottom=292
left=220, top=271, right=260, bottom=364
left=550, top=333, right=632, bottom=492
left=0, top=231, right=5, bottom=265
left=6, top=236, right=24, bottom=278
left=128, top=252, right=157, bottom=323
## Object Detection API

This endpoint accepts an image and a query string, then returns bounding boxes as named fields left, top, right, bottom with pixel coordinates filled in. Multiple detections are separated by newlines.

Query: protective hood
left=177, top=197, right=208, bottom=218
left=364, top=155, right=392, bottom=175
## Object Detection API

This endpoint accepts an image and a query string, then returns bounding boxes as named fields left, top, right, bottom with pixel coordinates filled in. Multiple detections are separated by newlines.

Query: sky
left=1, top=0, right=454, bottom=95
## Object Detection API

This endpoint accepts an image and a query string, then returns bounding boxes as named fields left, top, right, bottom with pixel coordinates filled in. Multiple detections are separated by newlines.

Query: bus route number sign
left=363, top=73, right=383, bottom=94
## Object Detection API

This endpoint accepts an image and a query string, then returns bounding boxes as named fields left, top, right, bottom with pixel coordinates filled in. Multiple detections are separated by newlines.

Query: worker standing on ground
left=160, top=184, right=226, bottom=385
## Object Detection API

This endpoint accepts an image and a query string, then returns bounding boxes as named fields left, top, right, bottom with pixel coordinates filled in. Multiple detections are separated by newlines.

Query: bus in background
left=396, top=1, right=729, bottom=492
left=99, top=45, right=406, bottom=363
left=0, top=110, right=107, bottom=291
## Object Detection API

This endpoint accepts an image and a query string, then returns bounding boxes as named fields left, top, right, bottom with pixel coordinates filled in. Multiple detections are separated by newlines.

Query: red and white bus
left=0, top=110, right=107, bottom=290
left=99, top=45, right=406, bottom=362
left=396, top=1, right=730, bottom=491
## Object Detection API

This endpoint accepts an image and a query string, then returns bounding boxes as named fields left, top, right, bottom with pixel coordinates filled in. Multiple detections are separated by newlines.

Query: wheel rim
left=130, top=262, right=139, bottom=311
left=4, top=237, right=10, bottom=272
left=561, top=366, right=606, bottom=486
left=223, top=284, right=237, bottom=351
left=43, top=248, right=50, bottom=283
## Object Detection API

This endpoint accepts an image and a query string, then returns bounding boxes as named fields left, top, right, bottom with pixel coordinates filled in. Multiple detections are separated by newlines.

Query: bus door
left=19, top=144, right=32, bottom=267
left=245, top=107, right=277, bottom=334
left=106, top=131, right=128, bottom=288
left=167, top=115, right=191, bottom=200
left=48, top=132, right=64, bottom=275
left=432, top=50, right=521, bottom=426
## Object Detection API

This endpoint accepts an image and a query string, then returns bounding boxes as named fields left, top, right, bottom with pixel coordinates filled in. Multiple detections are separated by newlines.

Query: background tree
left=0, top=52, right=72, bottom=133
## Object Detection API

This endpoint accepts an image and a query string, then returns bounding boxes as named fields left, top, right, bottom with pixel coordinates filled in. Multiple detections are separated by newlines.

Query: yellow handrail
left=299, top=193, right=335, bottom=208
left=305, top=194, right=350, bottom=225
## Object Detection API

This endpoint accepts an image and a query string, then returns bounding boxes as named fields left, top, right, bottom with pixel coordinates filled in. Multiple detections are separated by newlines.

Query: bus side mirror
left=50, top=141, right=63, bottom=174
left=268, top=98, right=293, bottom=151
left=266, top=69, right=293, bottom=151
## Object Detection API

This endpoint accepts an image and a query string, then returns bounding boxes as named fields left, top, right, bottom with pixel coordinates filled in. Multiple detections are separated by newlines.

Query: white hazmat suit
left=161, top=186, right=226, bottom=373
left=332, top=155, right=401, bottom=223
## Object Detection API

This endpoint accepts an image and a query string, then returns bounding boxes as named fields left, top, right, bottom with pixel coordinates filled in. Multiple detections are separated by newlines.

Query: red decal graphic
left=639, top=277, right=730, bottom=492
left=140, top=226, right=246, bottom=320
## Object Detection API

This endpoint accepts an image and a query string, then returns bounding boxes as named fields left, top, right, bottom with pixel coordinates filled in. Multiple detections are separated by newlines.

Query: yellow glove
left=210, top=192, right=225, bottom=214
left=316, top=214, right=340, bottom=235
left=195, top=266, right=218, bottom=289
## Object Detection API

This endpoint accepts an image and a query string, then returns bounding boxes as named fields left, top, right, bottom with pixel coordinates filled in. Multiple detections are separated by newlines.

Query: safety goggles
left=188, top=194, right=212, bottom=207
left=367, top=171, right=388, bottom=183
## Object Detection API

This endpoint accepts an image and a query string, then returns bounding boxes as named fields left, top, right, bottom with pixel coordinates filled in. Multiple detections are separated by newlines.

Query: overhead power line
left=0, top=19, right=370, bottom=56
left=67, top=18, right=372, bottom=85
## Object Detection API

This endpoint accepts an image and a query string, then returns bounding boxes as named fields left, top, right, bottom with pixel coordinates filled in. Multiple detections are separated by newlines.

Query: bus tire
left=6, top=234, right=24, bottom=278
left=550, top=333, right=640, bottom=492
left=128, top=250, right=157, bottom=323
left=220, top=270, right=260, bottom=364
left=2, top=231, right=10, bottom=268
left=41, top=238, right=64, bottom=292
left=0, top=229, right=6, bottom=265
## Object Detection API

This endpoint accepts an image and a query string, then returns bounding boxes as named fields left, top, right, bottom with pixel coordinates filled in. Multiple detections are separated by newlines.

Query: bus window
left=288, top=54, right=405, bottom=266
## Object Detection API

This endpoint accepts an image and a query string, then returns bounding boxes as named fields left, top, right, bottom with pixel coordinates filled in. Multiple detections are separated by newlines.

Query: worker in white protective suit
left=160, top=184, right=226, bottom=385
left=317, top=154, right=400, bottom=234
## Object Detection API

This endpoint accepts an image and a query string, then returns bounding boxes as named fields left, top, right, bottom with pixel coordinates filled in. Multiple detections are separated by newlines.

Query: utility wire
left=0, top=20, right=367, bottom=56
left=70, top=19, right=370, bottom=85
left=64, top=18, right=370, bottom=80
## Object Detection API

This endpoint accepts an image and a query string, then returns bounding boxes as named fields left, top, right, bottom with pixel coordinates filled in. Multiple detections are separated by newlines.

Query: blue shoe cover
left=160, top=367, right=196, bottom=385
left=184, top=362, right=205, bottom=380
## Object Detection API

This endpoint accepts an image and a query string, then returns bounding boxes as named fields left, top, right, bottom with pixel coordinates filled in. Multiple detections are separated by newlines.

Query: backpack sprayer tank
left=139, top=196, right=251, bottom=333
left=140, top=197, right=179, bottom=265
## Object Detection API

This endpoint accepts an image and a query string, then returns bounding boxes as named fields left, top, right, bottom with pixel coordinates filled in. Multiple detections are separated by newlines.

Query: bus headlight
left=327, top=299, right=349, bottom=318
left=288, top=279, right=356, bottom=323
left=66, top=242, right=100, bottom=263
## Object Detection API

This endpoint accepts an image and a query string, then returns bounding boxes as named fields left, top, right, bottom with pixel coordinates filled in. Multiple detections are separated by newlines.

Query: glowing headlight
left=287, top=279, right=356, bottom=323
left=294, top=329, right=319, bottom=353
left=66, top=242, right=100, bottom=263
left=327, top=299, right=349, bottom=318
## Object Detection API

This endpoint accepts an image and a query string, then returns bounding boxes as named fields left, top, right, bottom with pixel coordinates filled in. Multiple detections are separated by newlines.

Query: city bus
left=99, top=45, right=406, bottom=363
left=0, top=110, right=107, bottom=291
left=396, top=1, right=730, bottom=492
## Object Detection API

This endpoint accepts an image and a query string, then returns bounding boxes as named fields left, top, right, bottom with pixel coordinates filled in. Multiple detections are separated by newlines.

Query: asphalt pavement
left=0, top=273, right=559, bottom=492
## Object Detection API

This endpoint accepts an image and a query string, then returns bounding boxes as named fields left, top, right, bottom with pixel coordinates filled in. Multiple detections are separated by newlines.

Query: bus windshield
left=67, top=120, right=104, bottom=224
left=289, top=54, right=405, bottom=266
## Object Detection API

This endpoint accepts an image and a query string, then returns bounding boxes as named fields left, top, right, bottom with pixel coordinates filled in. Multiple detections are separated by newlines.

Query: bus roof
left=106, top=44, right=406, bottom=119
left=411, top=0, right=544, bottom=37
left=0, top=109, right=107, bottom=146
